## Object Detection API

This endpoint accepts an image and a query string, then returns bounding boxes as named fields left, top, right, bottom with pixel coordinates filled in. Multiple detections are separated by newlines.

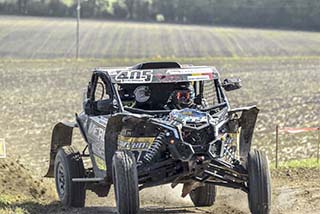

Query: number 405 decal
left=115, top=70, right=153, bottom=83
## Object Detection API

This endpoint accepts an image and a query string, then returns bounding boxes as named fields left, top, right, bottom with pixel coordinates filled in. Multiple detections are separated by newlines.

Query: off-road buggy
left=45, top=62, right=271, bottom=214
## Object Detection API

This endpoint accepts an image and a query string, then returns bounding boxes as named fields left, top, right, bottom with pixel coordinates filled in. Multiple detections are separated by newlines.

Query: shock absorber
left=142, top=132, right=166, bottom=164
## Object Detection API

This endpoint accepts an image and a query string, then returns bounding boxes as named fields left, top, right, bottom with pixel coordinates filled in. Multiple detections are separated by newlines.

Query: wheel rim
left=56, top=162, right=66, bottom=198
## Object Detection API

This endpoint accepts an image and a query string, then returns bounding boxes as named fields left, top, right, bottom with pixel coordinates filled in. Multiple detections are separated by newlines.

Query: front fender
left=229, top=106, right=259, bottom=162
left=44, top=121, right=76, bottom=177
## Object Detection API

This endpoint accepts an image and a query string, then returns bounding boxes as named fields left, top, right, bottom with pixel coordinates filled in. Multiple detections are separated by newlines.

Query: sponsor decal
left=88, top=121, right=105, bottom=157
left=118, top=136, right=155, bottom=151
left=107, top=70, right=119, bottom=75
left=154, top=73, right=181, bottom=82
left=88, top=122, right=105, bottom=143
left=166, top=68, right=213, bottom=75
left=0, top=138, right=6, bottom=158
left=187, top=75, right=211, bottom=81
left=90, top=116, right=108, bottom=127
left=94, top=155, right=106, bottom=171
left=115, top=70, right=153, bottom=83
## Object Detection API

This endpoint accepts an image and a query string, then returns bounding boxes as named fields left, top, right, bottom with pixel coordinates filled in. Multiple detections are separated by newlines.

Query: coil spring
left=142, top=132, right=166, bottom=164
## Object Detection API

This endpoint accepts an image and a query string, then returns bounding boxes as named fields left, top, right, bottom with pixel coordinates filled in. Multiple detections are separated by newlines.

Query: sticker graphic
left=187, top=75, right=211, bottom=81
left=94, top=155, right=106, bottom=171
left=115, top=70, right=153, bottom=83
left=88, top=122, right=105, bottom=143
left=166, top=68, right=213, bottom=75
left=118, top=136, right=155, bottom=151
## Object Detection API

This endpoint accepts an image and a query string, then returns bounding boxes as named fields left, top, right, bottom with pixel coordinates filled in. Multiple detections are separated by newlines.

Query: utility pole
left=76, top=0, right=81, bottom=59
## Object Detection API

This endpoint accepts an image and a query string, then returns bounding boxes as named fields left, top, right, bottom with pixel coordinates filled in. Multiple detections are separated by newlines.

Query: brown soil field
left=0, top=57, right=319, bottom=213
left=0, top=16, right=320, bottom=213
left=1, top=57, right=319, bottom=177
left=1, top=15, right=320, bottom=59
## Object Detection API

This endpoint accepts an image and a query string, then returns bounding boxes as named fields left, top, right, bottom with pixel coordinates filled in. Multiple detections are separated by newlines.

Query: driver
left=167, top=82, right=195, bottom=109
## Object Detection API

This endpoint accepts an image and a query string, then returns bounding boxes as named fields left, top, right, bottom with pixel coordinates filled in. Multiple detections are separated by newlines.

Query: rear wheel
left=190, top=183, right=216, bottom=207
left=54, top=146, right=86, bottom=208
left=247, top=150, right=271, bottom=214
left=112, top=150, right=139, bottom=214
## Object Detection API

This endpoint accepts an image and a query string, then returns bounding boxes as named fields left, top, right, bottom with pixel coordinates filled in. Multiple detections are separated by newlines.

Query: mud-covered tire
left=247, top=150, right=271, bottom=214
left=54, top=146, right=86, bottom=208
left=112, top=150, right=139, bottom=214
left=190, top=184, right=216, bottom=207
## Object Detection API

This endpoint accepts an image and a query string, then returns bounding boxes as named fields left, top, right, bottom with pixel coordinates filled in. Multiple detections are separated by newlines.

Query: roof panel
left=98, top=66, right=219, bottom=84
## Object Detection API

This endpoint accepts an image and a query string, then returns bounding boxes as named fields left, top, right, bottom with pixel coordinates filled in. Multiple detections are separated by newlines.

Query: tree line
left=0, top=0, right=319, bottom=30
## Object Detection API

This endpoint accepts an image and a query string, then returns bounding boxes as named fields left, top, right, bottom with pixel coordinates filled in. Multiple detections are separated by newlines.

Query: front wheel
left=190, top=183, right=216, bottom=207
left=112, top=150, right=139, bottom=214
left=54, top=146, right=86, bottom=208
left=247, top=149, right=271, bottom=214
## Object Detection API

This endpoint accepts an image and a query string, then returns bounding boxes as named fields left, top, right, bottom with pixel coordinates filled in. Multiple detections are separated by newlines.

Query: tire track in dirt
left=1, top=156, right=320, bottom=214
left=58, top=169, right=320, bottom=214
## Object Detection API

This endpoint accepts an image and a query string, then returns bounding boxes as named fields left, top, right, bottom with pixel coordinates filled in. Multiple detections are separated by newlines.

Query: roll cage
left=85, top=68, right=230, bottom=116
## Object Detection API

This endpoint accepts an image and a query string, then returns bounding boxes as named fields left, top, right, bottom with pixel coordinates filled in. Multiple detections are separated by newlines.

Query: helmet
left=171, top=82, right=195, bottom=108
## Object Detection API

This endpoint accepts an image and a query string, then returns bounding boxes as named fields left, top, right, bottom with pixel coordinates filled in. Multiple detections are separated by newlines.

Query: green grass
left=0, top=195, right=14, bottom=207
left=0, top=194, right=61, bottom=214
left=0, top=195, right=28, bottom=214
left=62, top=0, right=73, bottom=7
left=271, top=158, right=320, bottom=169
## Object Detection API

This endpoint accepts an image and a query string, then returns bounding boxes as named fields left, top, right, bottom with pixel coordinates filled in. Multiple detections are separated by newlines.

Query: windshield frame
left=112, top=78, right=229, bottom=114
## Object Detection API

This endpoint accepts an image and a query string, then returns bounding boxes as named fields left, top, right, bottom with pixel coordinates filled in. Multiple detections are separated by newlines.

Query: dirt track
left=49, top=168, right=320, bottom=214
left=76, top=168, right=320, bottom=214
left=1, top=158, right=320, bottom=214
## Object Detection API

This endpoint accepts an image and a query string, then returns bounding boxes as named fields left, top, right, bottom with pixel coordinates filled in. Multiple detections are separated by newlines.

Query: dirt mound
left=0, top=158, right=57, bottom=213
left=0, top=159, right=54, bottom=199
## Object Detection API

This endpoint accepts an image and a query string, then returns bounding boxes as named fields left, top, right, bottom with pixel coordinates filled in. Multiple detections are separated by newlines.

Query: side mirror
left=96, top=99, right=116, bottom=114
left=83, top=100, right=92, bottom=115
left=222, top=78, right=242, bottom=91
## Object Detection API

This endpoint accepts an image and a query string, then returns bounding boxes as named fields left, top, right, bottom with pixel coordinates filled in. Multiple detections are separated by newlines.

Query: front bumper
left=168, top=138, right=225, bottom=162
left=150, top=118, right=227, bottom=162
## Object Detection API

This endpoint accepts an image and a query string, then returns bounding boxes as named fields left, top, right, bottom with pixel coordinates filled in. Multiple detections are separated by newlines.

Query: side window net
left=203, top=80, right=218, bottom=107
left=94, top=78, right=110, bottom=101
